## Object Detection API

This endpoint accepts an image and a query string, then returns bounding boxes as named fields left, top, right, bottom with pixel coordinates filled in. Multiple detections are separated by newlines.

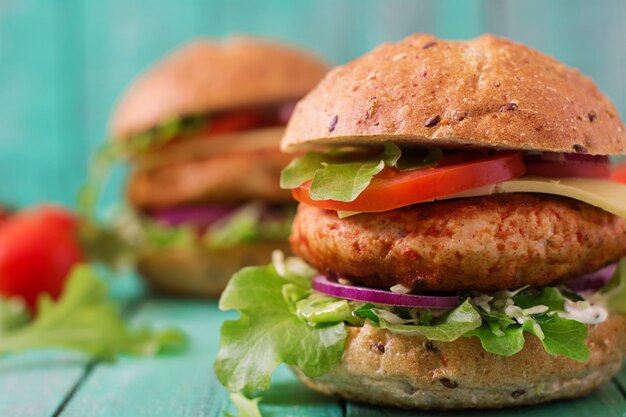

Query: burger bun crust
left=283, top=34, right=625, bottom=155
left=137, top=240, right=291, bottom=298
left=112, top=36, right=328, bottom=139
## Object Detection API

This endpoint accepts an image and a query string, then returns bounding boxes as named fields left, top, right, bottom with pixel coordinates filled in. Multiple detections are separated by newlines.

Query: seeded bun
left=111, top=37, right=328, bottom=139
left=295, top=314, right=626, bottom=410
left=137, top=240, right=291, bottom=298
left=282, top=34, right=625, bottom=155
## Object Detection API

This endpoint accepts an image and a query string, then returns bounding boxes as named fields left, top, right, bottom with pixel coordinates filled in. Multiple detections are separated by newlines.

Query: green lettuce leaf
left=113, top=203, right=293, bottom=255
left=466, top=324, right=525, bottom=356
left=295, top=293, right=355, bottom=326
left=224, top=393, right=263, bottom=417
left=121, top=114, right=210, bottom=155
left=468, top=287, right=589, bottom=361
left=360, top=299, right=481, bottom=341
left=214, top=264, right=347, bottom=392
left=0, top=265, right=187, bottom=359
left=533, top=314, right=589, bottom=362
left=205, top=205, right=292, bottom=250
left=280, top=142, right=441, bottom=202
left=280, top=153, right=326, bottom=189
left=309, top=160, right=385, bottom=202
left=513, top=287, right=566, bottom=311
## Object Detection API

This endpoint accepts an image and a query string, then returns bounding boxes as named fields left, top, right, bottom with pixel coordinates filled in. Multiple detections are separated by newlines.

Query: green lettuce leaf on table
left=0, top=264, right=187, bottom=359
left=280, top=142, right=442, bottom=202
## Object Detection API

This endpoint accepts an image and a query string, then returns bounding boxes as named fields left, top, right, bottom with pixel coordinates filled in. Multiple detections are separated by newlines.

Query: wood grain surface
left=0, top=295, right=623, bottom=416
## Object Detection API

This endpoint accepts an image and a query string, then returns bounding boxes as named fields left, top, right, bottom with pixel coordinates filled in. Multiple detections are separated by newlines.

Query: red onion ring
left=312, top=275, right=461, bottom=309
left=567, top=263, right=618, bottom=292
left=525, top=153, right=609, bottom=164
left=524, top=153, right=611, bottom=179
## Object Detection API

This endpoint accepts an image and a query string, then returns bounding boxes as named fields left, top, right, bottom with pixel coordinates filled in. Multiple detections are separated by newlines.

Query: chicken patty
left=128, top=147, right=293, bottom=210
left=291, top=194, right=626, bottom=292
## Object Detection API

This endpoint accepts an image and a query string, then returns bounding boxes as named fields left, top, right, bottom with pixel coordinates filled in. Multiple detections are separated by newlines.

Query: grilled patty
left=128, top=147, right=293, bottom=210
left=291, top=194, right=626, bottom=292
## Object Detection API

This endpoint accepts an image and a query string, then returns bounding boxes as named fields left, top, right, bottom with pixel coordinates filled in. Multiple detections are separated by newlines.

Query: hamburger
left=106, top=37, right=327, bottom=297
left=214, top=34, right=626, bottom=409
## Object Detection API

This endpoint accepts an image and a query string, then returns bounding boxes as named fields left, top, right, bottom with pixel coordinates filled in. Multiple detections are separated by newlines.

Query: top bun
left=282, top=34, right=625, bottom=155
left=111, top=36, right=328, bottom=139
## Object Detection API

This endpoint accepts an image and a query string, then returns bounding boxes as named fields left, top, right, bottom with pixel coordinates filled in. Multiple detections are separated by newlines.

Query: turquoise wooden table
left=1, top=290, right=625, bottom=417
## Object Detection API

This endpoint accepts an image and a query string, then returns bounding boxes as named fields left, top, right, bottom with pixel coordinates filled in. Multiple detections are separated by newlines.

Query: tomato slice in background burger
left=204, top=109, right=275, bottom=135
left=611, top=160, right=626, bottom=183
left=293, top=152, right=526, bottom=212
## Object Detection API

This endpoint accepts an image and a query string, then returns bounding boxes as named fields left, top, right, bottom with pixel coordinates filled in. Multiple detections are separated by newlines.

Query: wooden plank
left=260, top=365, right=344, bottom=417
left=0, top=351, right=89, bottom=417
left=346, top=381, right=626, bottom=417
left=58, top=300, right=344, bottom=417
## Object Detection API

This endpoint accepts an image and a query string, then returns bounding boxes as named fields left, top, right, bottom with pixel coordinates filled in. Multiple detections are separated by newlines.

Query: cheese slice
left=337, top=177, right=626, bottom=219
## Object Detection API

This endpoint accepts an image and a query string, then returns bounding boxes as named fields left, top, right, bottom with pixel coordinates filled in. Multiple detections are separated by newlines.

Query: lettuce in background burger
left=95, top=37, right=327, bottom=297
left=214, top=34, right=626, bottom=409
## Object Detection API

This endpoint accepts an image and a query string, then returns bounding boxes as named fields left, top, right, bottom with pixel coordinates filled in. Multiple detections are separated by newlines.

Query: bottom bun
left=295, top=314, right=626, bottom=410
left=137, top=240, right=291, bottom=298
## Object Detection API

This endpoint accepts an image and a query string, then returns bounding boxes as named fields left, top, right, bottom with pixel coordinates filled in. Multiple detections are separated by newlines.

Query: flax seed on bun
left=111, top=36, right=328, bottom=139
left=282, top=34, right=625, bottom=155
left=295, top=315, right=626, bottom=410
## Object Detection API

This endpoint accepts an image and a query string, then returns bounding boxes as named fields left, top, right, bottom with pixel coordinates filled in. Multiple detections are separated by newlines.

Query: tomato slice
left=292, top=152, right=526, bottom=212
left=612, top=160, right=626, bottom=184
left=203, top=110, right=277, bottom=135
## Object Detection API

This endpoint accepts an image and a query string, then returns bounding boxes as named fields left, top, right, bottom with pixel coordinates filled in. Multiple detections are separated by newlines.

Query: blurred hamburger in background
left=108, top=37, right=327, bottom=297
left=215, top=34, right=626, bottom=409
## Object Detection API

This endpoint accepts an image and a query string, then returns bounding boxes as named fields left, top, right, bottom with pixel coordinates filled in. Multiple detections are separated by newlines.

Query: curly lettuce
left=0, top=265, right=187, bottom=359
left=116, top=203, right=293, bottom=255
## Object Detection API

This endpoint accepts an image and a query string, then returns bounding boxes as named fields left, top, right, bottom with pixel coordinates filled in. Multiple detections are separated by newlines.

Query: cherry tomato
left=292, top=152, right=527, bottom=212
left=0, top=206, right=84, bottom=310
left=612, top=160, right=626, bottom=183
